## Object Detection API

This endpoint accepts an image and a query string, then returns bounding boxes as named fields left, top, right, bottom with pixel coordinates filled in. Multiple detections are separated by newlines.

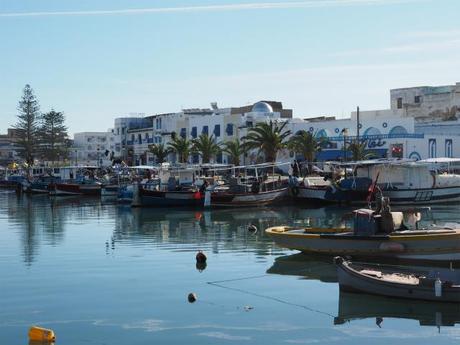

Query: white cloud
left=0, top=0, right=427, bottom=18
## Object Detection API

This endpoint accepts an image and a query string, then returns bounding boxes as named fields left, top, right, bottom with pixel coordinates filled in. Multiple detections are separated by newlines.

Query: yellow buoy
left=28, top=326, right=56, bottom=342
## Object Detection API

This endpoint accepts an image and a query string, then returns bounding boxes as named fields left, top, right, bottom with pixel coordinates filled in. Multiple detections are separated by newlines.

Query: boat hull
left=295, top=185, right=460, bottom=205
left=382, top=186, right=460, bottom=205
left=336, top=258, right=460, bottom=302
left=52, top=183, right=102, bottom=196
left=210, top=188, right=287, bottom=207
left=138, top=189, right=203, bottom=207
left=101, top=185, right=119, bottom=196
left=266, top=227, right=460, bottom=262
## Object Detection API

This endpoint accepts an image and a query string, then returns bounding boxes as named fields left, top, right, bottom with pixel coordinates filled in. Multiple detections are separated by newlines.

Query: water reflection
left=267, top=253, right=337, bottom=283
left=335, top=291, right=460, bottom=328
left=3, top=192, right=460, bottom=268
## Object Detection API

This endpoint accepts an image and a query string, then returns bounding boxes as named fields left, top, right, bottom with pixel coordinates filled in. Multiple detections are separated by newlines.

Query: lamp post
left=341, top=128, right=348, bottom=162
left=97, top=147, right=100, bottom=167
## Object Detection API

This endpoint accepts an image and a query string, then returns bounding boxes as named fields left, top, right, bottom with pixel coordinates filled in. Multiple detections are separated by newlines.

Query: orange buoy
left=28, top=326, right=56, bottom=342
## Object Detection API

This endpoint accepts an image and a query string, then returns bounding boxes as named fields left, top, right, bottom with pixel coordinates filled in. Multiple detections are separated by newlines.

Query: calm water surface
left=1, top=191, right=460, bottom=344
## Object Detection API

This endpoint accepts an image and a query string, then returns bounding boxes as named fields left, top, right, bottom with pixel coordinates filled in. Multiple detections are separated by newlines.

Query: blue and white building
left=290, top=82, right=460, bottom=161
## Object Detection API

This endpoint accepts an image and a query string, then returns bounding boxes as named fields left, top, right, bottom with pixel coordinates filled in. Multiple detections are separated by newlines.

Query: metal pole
left=356, top=106, right=360, bottom=142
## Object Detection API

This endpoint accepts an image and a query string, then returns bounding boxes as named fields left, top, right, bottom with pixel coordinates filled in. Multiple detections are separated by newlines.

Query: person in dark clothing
left=292, top=160, right=300, bottom=178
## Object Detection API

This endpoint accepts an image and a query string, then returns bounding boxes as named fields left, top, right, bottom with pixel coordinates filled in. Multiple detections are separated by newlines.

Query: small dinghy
left=335, top=256, right=460, bottom=302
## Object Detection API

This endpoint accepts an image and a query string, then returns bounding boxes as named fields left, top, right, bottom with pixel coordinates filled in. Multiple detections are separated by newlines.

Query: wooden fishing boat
left=266, top=225, right=460, bottom=261
left=335, top=256, right=460, bottom=302
left=209, top=187, right=287, bottom=207
left=266, top=197, right=460, bottom=261
left=51, top=181, right=102, bottom=196
left=135, top=185, right=203, bottom=207
left=335, top=290, right=460, bottom=327
left=26, top=176, right=60, bottom=194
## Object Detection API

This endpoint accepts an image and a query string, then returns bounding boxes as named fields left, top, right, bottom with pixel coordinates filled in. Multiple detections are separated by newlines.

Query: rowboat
left=335, top=256, right=460, bottom=302
left=209, top=187, right=287, bottom=207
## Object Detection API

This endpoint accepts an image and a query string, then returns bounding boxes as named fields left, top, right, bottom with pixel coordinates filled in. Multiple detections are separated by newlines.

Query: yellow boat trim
left=265, top=227, right=460, bottom=241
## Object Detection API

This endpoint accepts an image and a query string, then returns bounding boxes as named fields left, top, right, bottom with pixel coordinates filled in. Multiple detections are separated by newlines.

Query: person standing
left=292, top=159, right=300, bottom=178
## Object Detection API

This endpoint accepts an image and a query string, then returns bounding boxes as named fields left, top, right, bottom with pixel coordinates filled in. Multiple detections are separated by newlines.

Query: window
left=156, top=118, right=162, bottom=130
left=180, top=128, right=187, bottom=138
left=117, top=128, right=120, bottom=135
left=214, top=124, right=221, bottom=137
left=445, top=139, right=453, bottom=158
left=202, top=126, right=209, bottom=135
left=226, top=124, right=234, bottom=136
left=145, top=133, right=149, bottom=140
left=429, top=139, right=437, bottom=158
left=414, top=95, right=421, bottom=103
left=191, top=127, right=198, bottom=138
left=397, top=97, right=403, bottom=109
left=122, top=127, right=125, bottom=134
left=131, top=134, right=135, bottom=142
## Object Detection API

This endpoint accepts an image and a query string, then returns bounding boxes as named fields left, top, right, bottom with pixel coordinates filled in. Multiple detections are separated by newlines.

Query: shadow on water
left=335, top=291, right=460, bottom=329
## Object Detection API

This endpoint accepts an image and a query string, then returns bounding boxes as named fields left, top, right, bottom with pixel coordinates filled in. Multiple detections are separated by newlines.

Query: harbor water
left=0, top=191, right=459, bottom=344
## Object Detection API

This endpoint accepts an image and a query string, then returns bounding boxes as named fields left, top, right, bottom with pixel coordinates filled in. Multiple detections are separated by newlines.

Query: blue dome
left=252, top=102, right=273, bottom=113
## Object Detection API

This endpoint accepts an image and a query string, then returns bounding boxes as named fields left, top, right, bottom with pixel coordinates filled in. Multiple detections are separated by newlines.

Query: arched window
left=315, top=129, right=328, bottom=138
left=409, top=151, right=421, bottom=161
left=388, top=126, right=408, bottom=136
left=363, top=127, right=381, bottom=137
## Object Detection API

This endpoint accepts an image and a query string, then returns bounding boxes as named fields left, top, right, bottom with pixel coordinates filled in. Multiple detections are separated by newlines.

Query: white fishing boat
left=292, top=159, right=460, bottom=205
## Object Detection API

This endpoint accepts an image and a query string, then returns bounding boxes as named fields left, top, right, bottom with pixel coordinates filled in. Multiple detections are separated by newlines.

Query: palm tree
left=222, top=139, right=246, bottom=166
left=168, top=136, right=191, bottom=163
left=148, top=143, right=169, bottom=163
left=242, top=121, right=291, bottom=162
left=192, top=134, right=221, bottom=163
left=287, top=130, right=322, bottom=162
left=347, top=139, right=377, bottom=161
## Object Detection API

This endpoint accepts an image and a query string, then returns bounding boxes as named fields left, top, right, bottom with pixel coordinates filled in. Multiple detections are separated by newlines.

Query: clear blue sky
left=1, top=0, right=459, bottom=135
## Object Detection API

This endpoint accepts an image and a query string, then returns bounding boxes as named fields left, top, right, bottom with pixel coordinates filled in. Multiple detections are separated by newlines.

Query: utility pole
left=356, top=106, right=360, bottom=142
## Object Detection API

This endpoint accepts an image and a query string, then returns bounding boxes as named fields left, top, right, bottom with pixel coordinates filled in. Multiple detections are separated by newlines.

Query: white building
left=290, top=82, right=460, bottom=161
left=72, top=131, right=116, bottom=166
left=106, top=82, right=460, bottom=167
left=114, top=101, right=291, bottom=165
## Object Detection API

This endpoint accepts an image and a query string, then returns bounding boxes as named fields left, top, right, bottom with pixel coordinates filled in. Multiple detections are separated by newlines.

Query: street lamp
left=97, top=147, right=100, bottom=167
left=341, top=128, right=348, bottom=162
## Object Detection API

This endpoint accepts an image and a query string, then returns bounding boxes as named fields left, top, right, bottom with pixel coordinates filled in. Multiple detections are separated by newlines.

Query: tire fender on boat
left=379, top=242, right=405, bottom=252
